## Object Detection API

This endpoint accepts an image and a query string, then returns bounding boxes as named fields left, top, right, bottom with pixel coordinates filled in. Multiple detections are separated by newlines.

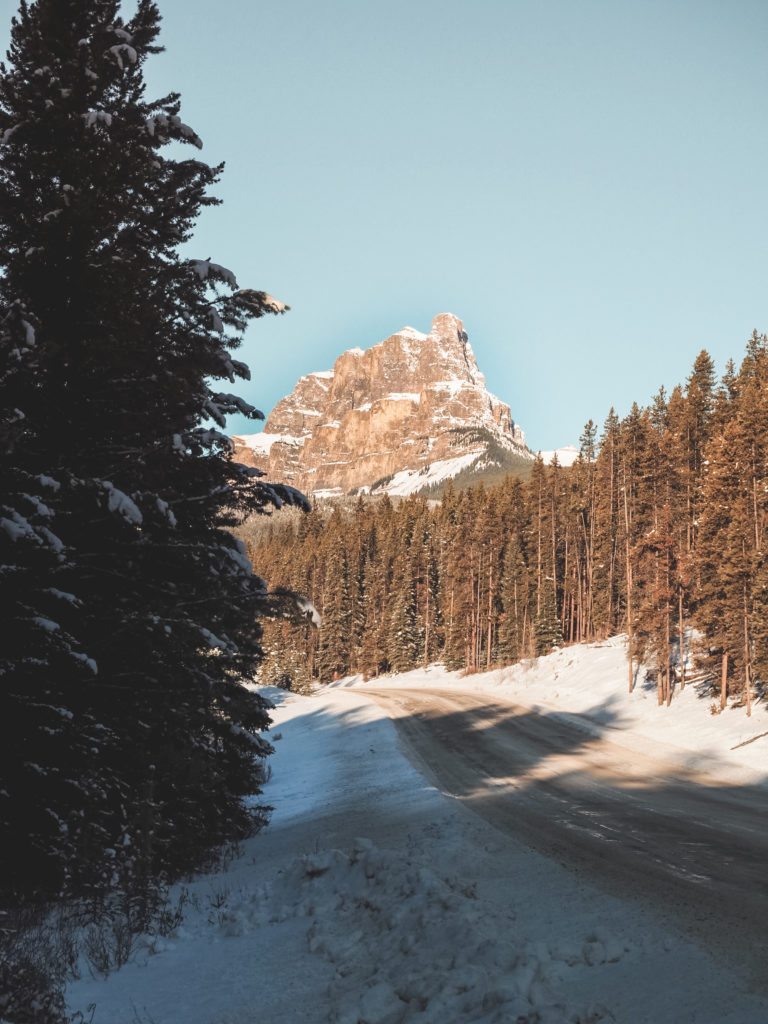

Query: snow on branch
left=1, top=511, right=38, bottom=543
left=212, top=351, right=241, bottom=384
left=205, top=393, right=263, bottom=426
left=70, top=651, right=98, bottom=675
left=155, top=497, right=177, bottom=527
left=1, top=122, right=25, bottom=145
left=263, top=588, right=321, bottom=626
left=219, top=539, right=252, bottom=574
left=189, top=259, right=238, bottom=288
left=232, top=462, right=266, bottom=478
left=262, top=483, right=310, bottom=512
left=0, top=505, right=64, bottom=555
left=232, top=290, right=290, bottom=317
left=296, top=596, right=322, bottom=626
left=20, top=320, right=36, bottom=346
left=39, top=527, right=65, bottom=554
left=32, top=616, right=60, bottom=633
left=107, top=43, right=138, bottom=70
left=191, top=427, right=233, bottom=451
left=21, top=493, right=53, bottom=518
left=199, top=627, right=235, bottom=652
left=36, top=474, right=61, bottom=491
left=101, top=481, right=143, bottom=526
left=227, top=723, right=272, bottom=753
left=46, top=588, right=81, bottom=607
left=82, top=110, right=113, bottom=129
left=145, top=114, right=203, bottom=149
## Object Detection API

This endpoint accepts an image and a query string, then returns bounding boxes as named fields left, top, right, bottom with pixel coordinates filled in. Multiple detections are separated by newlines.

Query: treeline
left=248, top=334, right=768, bottom=714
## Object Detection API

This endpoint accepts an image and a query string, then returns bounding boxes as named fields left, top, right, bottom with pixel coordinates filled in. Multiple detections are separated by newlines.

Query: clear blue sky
left=3, top=0, right=768, bottom=449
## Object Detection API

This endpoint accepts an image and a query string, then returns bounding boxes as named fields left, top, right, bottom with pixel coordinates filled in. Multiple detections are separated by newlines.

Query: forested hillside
left=248, top=335, right=768, bottom=713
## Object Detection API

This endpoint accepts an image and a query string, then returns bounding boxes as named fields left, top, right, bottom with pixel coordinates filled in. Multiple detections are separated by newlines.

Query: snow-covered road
left=66, top=666, right=768, bottom=1024
left=364, top=686, right=768, bottom=992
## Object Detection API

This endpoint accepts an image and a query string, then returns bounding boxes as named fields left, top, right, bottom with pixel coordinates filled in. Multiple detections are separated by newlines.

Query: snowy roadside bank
left=65, top=681, right=768, bottom=1023
left=329, top=637, right=768, bottom=786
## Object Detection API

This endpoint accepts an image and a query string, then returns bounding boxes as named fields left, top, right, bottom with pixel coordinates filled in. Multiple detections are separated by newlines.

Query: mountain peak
left=430, top=311, right=465, bottom=338
left=234, top=316, right=530, bottom=498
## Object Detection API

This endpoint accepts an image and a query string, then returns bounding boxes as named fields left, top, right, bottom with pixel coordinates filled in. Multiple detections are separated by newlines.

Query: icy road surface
left=364, top=686, right=768, bottom=991
left=67, top=675, right=768, bottom=1024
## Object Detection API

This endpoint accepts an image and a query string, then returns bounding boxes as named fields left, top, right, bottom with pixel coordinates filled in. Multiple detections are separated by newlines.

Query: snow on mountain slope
left=66, top=643, right=768, bottom=1024
left=233, top=313, right=532, bottom=498
left=370, top=451, right=480, bottom=497
left=235, top=432, right=303, bottom=455
left=540, top=445, right=580, bottom=467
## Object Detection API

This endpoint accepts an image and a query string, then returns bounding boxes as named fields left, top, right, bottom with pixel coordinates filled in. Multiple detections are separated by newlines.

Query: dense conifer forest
left=249, top=336, right=768, bottom=713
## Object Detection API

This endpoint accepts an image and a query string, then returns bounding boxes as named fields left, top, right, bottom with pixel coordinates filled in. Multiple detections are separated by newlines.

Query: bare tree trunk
left=486, top=557, right=493, bottom=671
left=475, top=551, right=483, bottom=670
left=608, top=445, right=616, bottom=633
left=536, top=486, right=543, bottom=617
left=743, top=585, right=752, bottom=718
left=562, top=534, right=570, bottom=632
left=551, top=490, right=558, bottom=615
left=678, top=586, right=686, bottom=689
left=720, top=652, right=728, bottom=711
left=580, top=512, right=593, bottom=641
left=752, top=447, right=762, bottom=550
left=423, top=576, right=430, bottom=668
left=623, top=475, right=634, bottom=693
left=665, top=607, right=672, bottom=707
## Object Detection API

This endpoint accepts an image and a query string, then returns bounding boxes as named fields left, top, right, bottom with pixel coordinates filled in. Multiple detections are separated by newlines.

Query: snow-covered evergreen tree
left=315, top=517, right=353, bottom=680
left=386, top=548, right=420, bottom=673
left=0, top=0, right=306, bottom=907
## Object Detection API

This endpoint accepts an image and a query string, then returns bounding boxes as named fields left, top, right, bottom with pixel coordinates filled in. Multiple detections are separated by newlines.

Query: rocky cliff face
left=233, top=313, right=531, bottom=497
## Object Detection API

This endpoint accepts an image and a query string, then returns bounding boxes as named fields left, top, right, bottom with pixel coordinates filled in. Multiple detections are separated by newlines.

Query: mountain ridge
left=234, top=313, right=533, bottom=497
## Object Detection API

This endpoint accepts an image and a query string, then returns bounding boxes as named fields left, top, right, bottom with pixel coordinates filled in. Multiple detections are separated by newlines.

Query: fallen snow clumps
left=226, top=838, right=622, bottom=1024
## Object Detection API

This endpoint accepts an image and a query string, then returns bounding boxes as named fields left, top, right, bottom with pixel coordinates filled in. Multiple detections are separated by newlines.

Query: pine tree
left=634, top=503, right=678, bottom=705
left=498, top=531, right=529, bottom=662
left=386, top=547, right=421, bottom=673
left=440, top=489, right=473, bottom=670
left=696, top=335, right=768, bottom=715
left=0, top=0, right=306, bottom=908
left=316, top=519, right=353, bottom=679
left=360, top=546, right=388, bottom=677
left=591, top=408, right=621, bottom=637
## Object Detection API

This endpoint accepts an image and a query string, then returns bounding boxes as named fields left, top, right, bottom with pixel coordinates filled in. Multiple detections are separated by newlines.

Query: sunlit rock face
left=233, top=313, right=530, bottom=498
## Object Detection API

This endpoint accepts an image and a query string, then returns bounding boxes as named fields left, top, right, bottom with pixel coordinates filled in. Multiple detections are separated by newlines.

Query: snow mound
left=235, top=838, right=621, bottom=1024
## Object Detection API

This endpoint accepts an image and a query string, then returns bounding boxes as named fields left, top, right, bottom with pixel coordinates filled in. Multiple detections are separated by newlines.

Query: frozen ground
left=65, top=642, right=768, bottom=1023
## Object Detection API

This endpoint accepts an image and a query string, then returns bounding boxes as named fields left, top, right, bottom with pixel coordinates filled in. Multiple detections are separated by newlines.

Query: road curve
left=363, top=687, right=768, bottom=988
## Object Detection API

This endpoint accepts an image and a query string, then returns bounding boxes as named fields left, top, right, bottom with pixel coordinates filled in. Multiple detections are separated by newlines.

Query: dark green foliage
left=534, top=595, right=562, bottom=656
left=0, top=0, right=305, bottom=909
